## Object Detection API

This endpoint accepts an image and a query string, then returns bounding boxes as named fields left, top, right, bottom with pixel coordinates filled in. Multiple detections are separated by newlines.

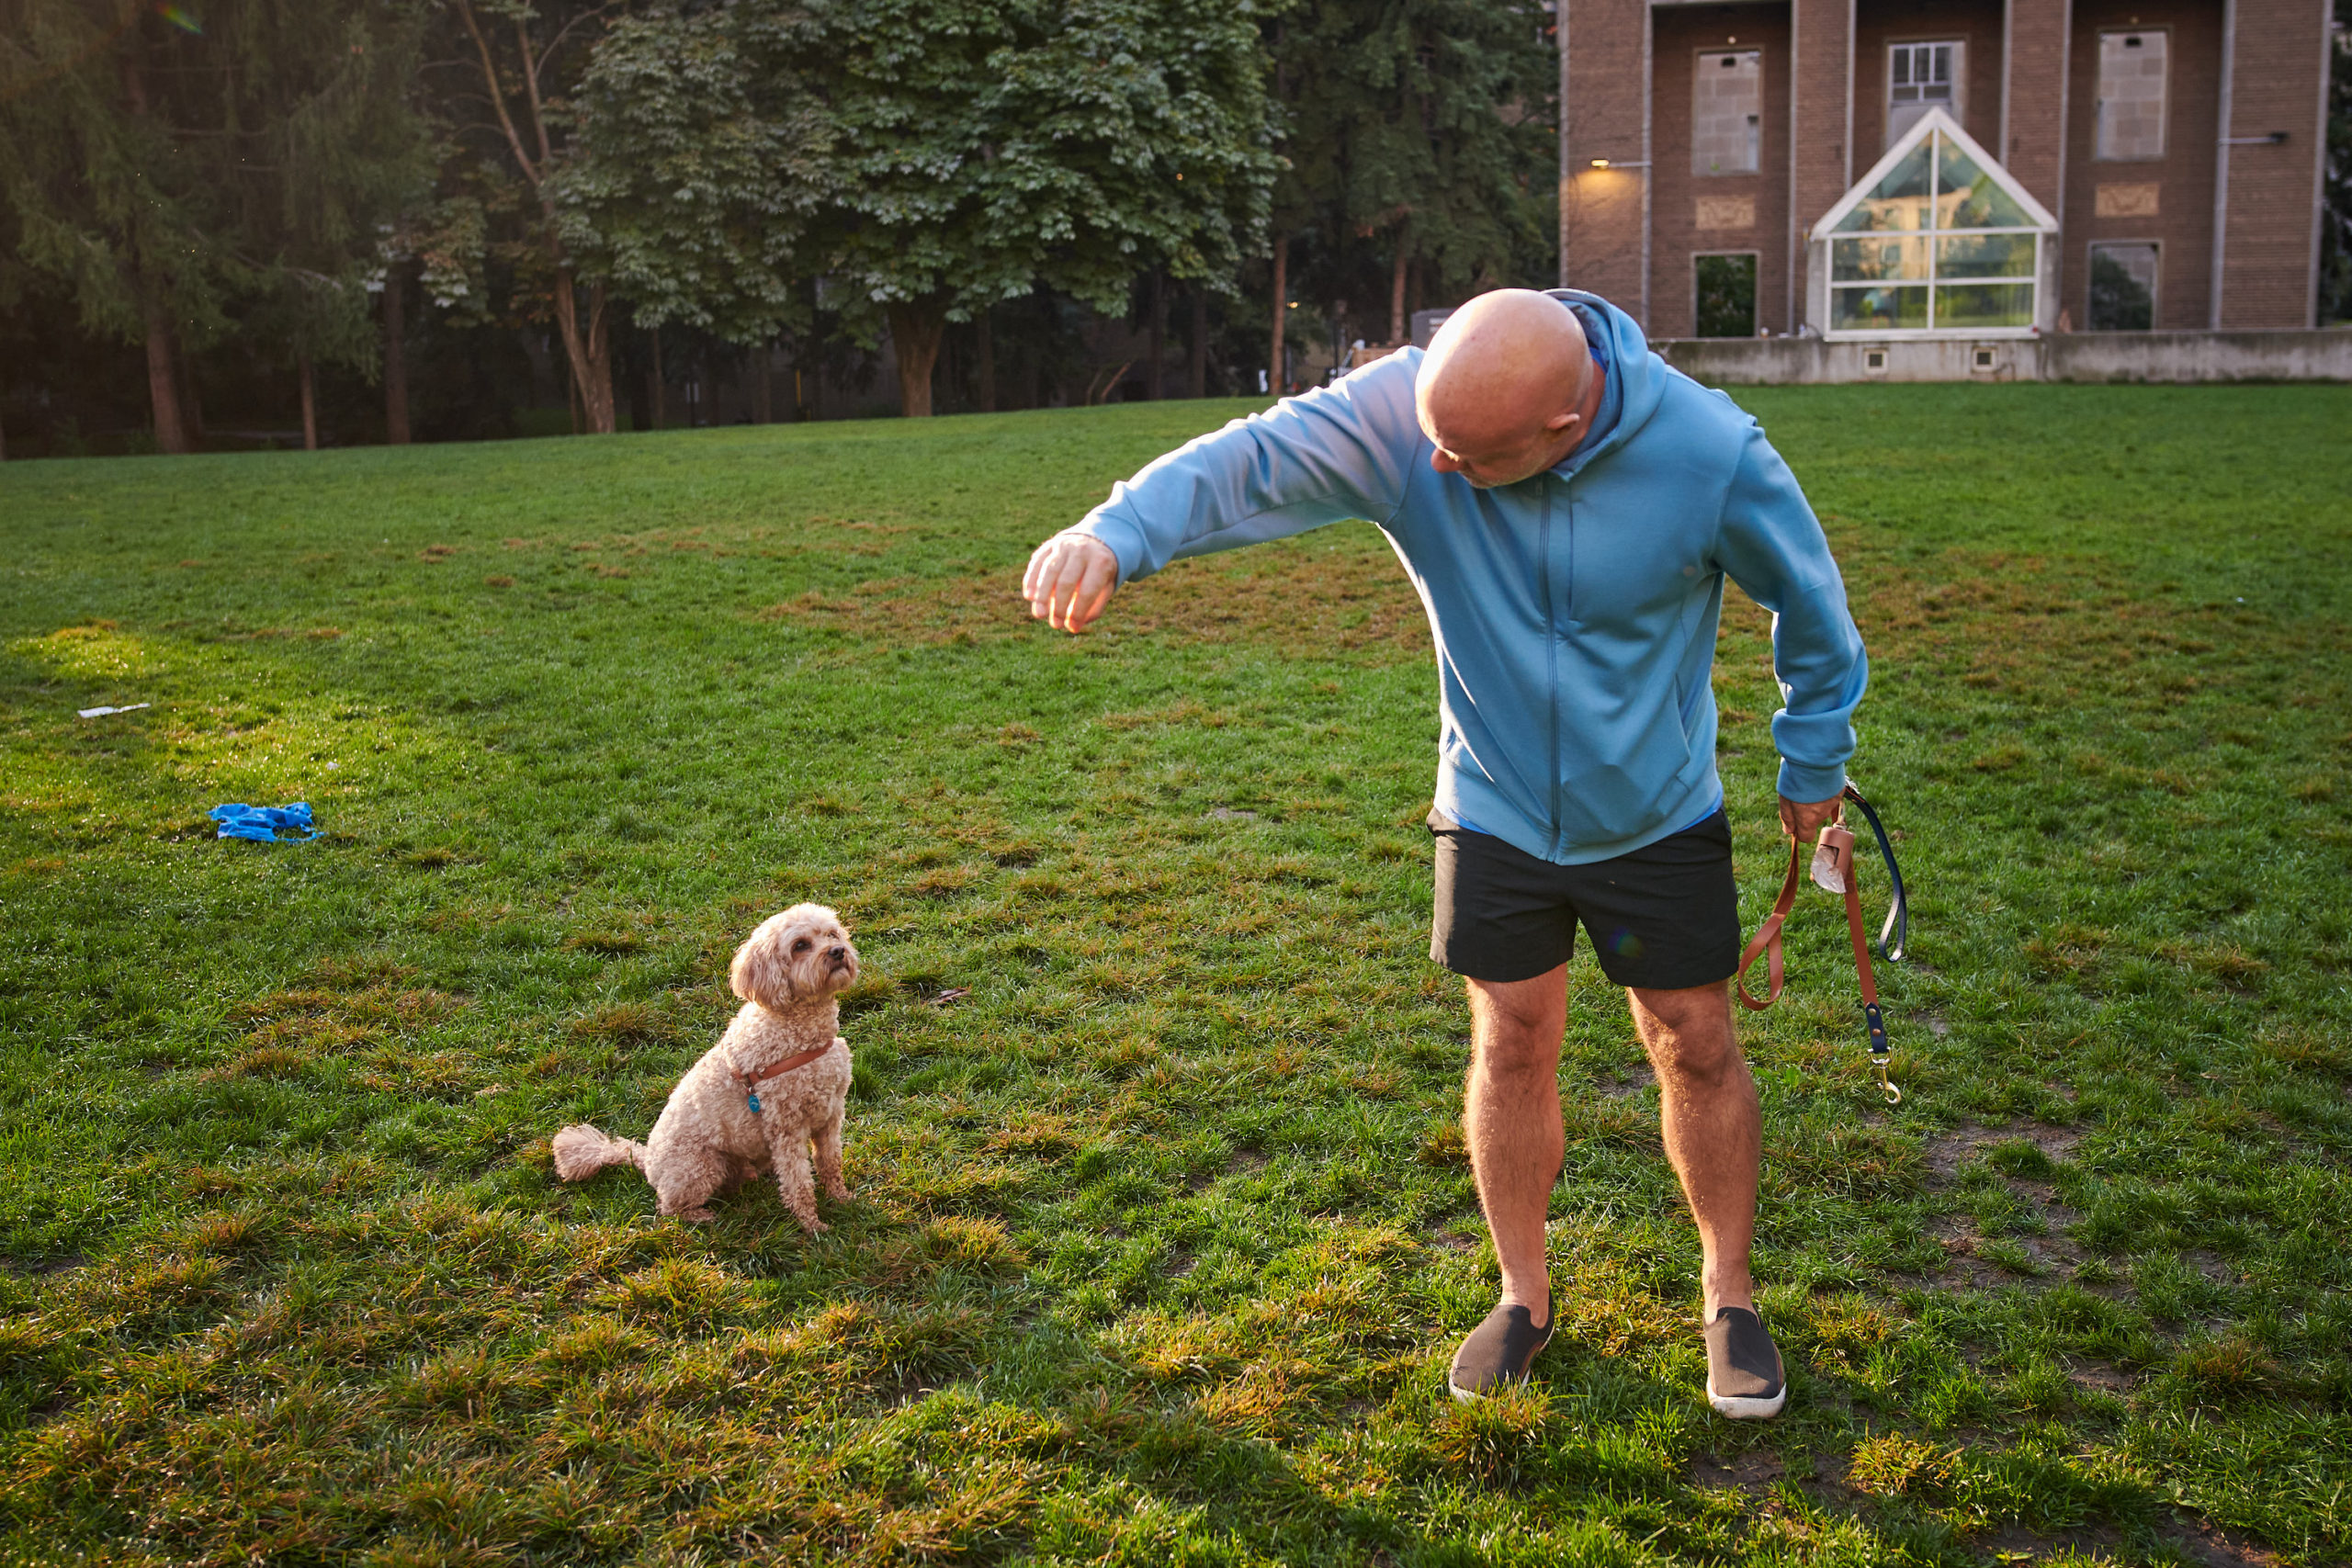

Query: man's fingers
left=1020, top=535, right=1117, bottom=633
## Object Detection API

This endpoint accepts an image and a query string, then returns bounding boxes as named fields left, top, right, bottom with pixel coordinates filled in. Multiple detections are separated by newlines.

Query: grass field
left=2, top=385, right=2347, bottom=1567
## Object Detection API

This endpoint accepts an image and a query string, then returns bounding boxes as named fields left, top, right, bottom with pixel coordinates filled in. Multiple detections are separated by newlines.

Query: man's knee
left=1630, top=982, right=1741, bottom=1085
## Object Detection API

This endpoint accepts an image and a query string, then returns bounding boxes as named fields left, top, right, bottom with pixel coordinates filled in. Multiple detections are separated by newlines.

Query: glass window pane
left=1694, top=254, right=1758, bottom=337
left=1833, top=236, right=1929, bottom=280
left=2088, top=243, right=2158, bottom=329
left=1833, top=286, right=1930, bottom=332
left=1933, top=282, right=2034, bottom=329
left=1934, top=135, right=2035, bottom=229
left=1693, top=51, right=1764, bottom=175
left=1936, top=233, right=2036, bottom=277
left=1834, top=141, right=1933, bottom=231
left=2096, top=31, right=2167, bottom=160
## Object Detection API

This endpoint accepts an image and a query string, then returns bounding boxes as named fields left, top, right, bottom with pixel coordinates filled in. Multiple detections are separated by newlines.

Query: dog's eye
left=792, top=938, right=811, bottom=953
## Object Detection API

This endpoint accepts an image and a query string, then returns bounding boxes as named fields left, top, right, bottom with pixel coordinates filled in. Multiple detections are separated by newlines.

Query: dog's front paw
left=680, top=1206, right=718, bottom=1224
left=824, top=1180, right=854, bottom=1203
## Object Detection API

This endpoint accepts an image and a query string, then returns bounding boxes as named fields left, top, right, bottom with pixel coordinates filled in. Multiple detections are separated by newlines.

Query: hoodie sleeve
left=1711, top=423, right=1869, bottom=803
left=1069, top=355, right=1424, bottom=582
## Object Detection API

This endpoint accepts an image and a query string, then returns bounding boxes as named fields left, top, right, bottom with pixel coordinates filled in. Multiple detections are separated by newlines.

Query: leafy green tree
left=1269, top=0, right=1554, bottom=367
left=0, top=0, right=427, bottom=452
left=560, top=0, right=1282, bottom=417
left=437, top=0, right=629, bottom=433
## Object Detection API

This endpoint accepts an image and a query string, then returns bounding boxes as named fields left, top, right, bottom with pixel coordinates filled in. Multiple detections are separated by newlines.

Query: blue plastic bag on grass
left=209, top=802, right=320, bottom=843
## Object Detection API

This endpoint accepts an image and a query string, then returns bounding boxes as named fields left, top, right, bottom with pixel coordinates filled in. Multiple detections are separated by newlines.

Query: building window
left=1887, top=41, right=1963, bottom=148
left=1694, top=254, right=1759, bottom=336
left=2095, top=31, right=2167, bottom=161
left=1693, top=51, right=1762, bottom=175
left=1827, top=120, right=2043, bottom=333
left=2087, top=243, right=2159, bottom=329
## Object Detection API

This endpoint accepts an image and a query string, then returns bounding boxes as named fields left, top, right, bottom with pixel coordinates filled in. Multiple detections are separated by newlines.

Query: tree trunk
left=1268, top=236, right=1288, bottom=398
left=300, top=355, right=319, bottom=450
left=141, top=292, right=190, bottom=455
left=886, top=299, right=945, bottom=418
left=1390, top=237, right=1409, bottom=346
left=1146, top=270, right=1165, bottom=400
left=384, top=265, right=411, bottom=445
left=650, top=327, right=665, bottom=428
left=551, top=270, right=618, bottom=434
left=175, top=326, right=207, bottom=446
left=1189, top=286, right=1208, bottom=398
left=977, top=311, right=997, bottom=412
left=754, top=343, right=773, bottom=423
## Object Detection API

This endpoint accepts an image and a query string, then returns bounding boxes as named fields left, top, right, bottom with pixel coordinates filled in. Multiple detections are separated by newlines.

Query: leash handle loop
left=1840, top=784, right=1907, bottom=963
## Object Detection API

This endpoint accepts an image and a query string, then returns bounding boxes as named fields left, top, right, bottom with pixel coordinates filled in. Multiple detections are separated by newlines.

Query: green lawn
left=2, top=387, right=2347, bottom=1566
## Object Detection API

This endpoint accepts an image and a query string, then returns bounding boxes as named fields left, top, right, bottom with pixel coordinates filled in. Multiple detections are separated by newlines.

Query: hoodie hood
left=1544, top=288, right=1668, bottom=468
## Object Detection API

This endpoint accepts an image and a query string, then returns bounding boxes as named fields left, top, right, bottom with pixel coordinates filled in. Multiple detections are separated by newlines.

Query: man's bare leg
left=1464, top=965, right=1568, bottom=1327
left=1627, top=981, right=1758, bottom=1315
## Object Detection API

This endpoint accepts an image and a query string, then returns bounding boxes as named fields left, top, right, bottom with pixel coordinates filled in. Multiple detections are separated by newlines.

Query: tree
left=561, top=0, right=1282, bottom=417
left=1269, top=0, right=1555, bottom=363
left=438, top=0, right=629, bottom=433
left=0, top=0, right=426, bottom=452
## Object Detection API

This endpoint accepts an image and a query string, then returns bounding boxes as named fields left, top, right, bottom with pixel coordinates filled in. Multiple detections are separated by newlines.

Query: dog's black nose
left=828, top=944, right=848, bottom=962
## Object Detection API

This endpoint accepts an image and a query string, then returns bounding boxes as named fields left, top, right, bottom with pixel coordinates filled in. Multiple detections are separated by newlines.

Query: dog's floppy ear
left=729, top=919, right=797, bottom=1010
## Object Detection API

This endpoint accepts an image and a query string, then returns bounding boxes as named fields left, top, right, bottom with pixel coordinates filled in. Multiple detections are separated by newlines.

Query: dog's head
left=729, top=903, right=860, bottom=1010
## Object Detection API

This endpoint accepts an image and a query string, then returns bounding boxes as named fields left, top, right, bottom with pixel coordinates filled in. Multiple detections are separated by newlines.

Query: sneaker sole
left=1706, top=1384, right=1787, bottom=1420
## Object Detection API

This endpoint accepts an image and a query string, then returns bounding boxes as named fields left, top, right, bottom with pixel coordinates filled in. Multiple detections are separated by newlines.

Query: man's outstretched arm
left=1016, top=358, right=1424, bottom=635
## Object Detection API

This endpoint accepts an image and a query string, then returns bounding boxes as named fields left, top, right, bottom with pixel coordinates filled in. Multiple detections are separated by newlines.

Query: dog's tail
left=551, top=1123, right=643, bottom=1181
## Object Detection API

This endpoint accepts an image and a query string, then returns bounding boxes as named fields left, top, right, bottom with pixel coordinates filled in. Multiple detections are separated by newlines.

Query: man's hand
left=1778, top=792, right=1844, bottom=842
left=1022, top=532, right=1119, bottom=634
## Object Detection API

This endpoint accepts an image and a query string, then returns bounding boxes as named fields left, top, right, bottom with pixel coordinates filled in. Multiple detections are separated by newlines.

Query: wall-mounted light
left=1589, top=158, right=1652, bottom=169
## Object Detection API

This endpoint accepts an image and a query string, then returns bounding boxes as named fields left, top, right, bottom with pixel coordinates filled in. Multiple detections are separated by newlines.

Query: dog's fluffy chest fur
left=649, top=997, right=848, bottom=1161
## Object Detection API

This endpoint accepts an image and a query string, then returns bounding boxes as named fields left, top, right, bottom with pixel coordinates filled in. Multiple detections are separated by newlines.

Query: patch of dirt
left=1426, top=1227, right=1480, bottom=1255
left=2167, top=1513, right=2283, bottom=1567
left=1920, top=1120, right=2084, bottom=1183
left=1596, top=1066, right=1656, bottom=1098
left=1690, top=1450, right=1784, bottom=1492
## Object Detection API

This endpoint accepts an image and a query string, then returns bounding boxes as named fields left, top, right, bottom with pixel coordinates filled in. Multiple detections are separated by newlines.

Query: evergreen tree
left=0, top=0, right=427, bottom=452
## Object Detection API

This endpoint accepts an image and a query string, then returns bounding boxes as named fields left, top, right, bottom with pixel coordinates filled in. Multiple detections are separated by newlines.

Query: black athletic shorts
left=1428, top=807, right=1742, bottom=988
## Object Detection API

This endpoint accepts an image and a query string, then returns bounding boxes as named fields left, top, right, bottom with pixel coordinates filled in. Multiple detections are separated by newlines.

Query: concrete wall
left=1655, top=329, right=2352, bottom=381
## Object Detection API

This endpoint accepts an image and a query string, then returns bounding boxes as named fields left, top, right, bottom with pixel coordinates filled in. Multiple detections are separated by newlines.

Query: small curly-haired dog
left=552, top=903, right=858, bottom=1231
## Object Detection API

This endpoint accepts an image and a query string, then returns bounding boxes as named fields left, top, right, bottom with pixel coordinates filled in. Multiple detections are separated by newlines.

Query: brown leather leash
left=731, top=1043, right=833, bottom=1113
left=1735, top=783, right=1911, bottom=1104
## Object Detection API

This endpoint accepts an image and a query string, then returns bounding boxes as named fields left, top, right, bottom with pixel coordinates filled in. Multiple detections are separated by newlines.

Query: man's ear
left=1545, top=410, right=1583, bottom=435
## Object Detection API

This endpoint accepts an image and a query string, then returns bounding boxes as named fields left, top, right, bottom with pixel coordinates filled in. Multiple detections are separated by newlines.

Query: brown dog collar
left=731, top=1043, right=833, bottom=1112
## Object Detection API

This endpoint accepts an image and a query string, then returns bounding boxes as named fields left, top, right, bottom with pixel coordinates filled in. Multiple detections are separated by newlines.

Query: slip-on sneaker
left=1448, top=1295, right=1554, bottom=1402
left=1703, top=1305, right=1787, bottom=1419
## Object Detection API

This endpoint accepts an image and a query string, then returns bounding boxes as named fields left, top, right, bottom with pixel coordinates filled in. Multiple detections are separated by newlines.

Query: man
left=1022, top=288, right=1865, bottom=1416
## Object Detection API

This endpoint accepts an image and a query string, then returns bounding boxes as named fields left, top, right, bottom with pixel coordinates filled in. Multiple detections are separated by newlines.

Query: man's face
left=1420, top=417, right=1573, bottom=490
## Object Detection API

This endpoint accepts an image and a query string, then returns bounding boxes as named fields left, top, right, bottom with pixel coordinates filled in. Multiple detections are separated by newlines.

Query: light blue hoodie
left=1072, top=289, right=1867, bottom=866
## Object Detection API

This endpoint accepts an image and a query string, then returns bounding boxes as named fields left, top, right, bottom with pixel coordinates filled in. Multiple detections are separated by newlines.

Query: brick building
left=1558, top=0, right=2335, bottom=340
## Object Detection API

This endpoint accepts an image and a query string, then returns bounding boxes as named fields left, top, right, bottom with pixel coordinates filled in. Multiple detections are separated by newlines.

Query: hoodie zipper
left=1543, top=479, right=1565, bottom=860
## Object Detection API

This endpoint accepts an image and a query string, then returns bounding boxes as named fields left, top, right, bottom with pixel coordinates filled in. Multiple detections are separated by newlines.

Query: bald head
left=1416, top=289, right=1599, bottom=488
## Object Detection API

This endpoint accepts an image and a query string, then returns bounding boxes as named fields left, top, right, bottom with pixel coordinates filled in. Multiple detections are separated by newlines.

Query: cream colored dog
left=552, top=903, right=858, bottom=1231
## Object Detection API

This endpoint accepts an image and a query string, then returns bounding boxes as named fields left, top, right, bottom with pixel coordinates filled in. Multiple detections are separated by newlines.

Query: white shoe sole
left=1707, top=1384, right=1787, bottom=1420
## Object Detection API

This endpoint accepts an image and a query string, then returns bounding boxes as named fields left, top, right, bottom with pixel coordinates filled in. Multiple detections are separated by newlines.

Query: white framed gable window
left=1808, top=107, right=2059, bottom=339
left=1693, top=50, right=1762, bottom=175
left=2095, top=30, right=2167, bottom=160
left=1887, top=40, right=1963, bottom=149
